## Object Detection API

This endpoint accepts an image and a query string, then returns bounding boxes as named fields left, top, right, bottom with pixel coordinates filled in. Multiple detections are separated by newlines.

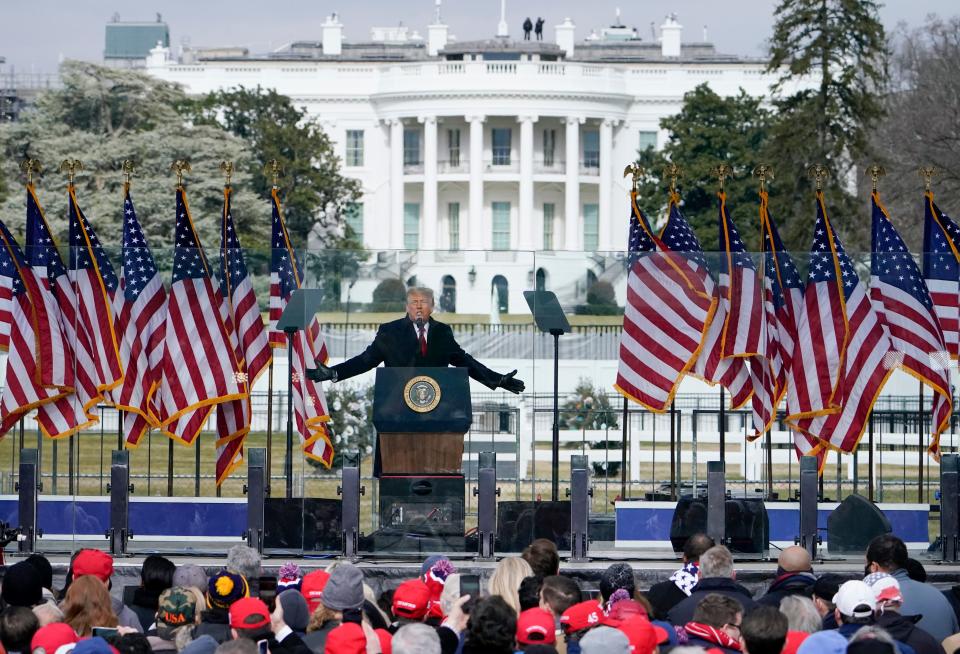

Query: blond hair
left=487, top=557, right=533, bottom=615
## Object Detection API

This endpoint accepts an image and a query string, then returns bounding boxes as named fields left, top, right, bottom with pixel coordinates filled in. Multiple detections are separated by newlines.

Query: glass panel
left=345, top=129, right=364, bottom=167
left=543, top=203, right=555, bottom=250
left=403, top=128, right=421, bottom=165
left=404, top=203, right=420, bottom=250
left=344, top=202, right=363, bottom=243
left=582, top=129, right=600, bottom=167
left=492, top=201, right=511, bottom=250
left=448, top=128, right=461, bottom=167
left=583, top=203, right=599, bottom=250
left=492, top=128, right=512, bottom=165
left=638, top=130, right=658, bottom=152
left=543, top=128, right=556, bottom=167
left=448, top=202, right=460, bottom=251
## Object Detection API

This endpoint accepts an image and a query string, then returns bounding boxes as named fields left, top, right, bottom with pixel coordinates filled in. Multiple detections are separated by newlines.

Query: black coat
left=645, top=580, right=690, bottom=621
left=874, top=611, right=946, bottom=654
left=756, top=572, right=816, bottom=607
left=332, top=317, right=503, bottom=389
left=666, top=578, right=757, bottom=626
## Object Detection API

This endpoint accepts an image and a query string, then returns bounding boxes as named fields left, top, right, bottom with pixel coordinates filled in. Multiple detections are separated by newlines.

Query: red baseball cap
left=517, top=608, right=556, bottom=645
left=300, top=570, right=330, bottom=613
left=228, top=597, right=271, bottom=630
left=31, top=623, right=79, bottom=654
left=560, top=600, right=603, bottom=634
left=72, top=549, right=114, bottom=583
left=325, top=622, right=366, bottom=654
left=374, top=628, right=393, bottom=654
left=392, top=579, right=431, bottom=620
left=604, top=614, right=669, bottom=654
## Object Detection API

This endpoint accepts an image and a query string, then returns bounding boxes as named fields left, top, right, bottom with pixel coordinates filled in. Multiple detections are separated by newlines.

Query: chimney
left=322, top=13, right=343, bottom=56
left=428, top=0, right=448, bottom=56
left=660, top=14, right=682, bottom=57
left=555, top=17, right=575, bottom=56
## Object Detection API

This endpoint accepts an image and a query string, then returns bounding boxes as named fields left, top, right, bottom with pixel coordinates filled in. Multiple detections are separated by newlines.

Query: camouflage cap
left=158, top=586, right=199, bottom=627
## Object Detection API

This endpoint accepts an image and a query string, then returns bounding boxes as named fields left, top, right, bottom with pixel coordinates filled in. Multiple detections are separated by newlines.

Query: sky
left=0, top=0, right=955, bottom=73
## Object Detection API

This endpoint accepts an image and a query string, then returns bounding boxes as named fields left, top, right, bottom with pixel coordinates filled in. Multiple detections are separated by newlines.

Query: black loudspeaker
left=264, top=498, right=342, bottom=552
left=379, top=475, right=465, bottom=536
left=670, top=495, right=769, bottom=554
left=827, top=494, right=891, bottom=554
left=496, top=501, right=572, bottom=552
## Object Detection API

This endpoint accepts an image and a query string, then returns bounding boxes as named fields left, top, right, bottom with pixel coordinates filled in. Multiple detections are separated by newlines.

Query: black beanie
left=599, top=563, right=635, bottom=601
left=1, top=561, right=43, bottom=607
left=25, top=554, right=54, bottom=590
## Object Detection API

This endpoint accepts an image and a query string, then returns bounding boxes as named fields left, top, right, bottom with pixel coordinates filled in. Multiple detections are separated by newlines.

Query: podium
left=372, top=368, right=471, bottom=549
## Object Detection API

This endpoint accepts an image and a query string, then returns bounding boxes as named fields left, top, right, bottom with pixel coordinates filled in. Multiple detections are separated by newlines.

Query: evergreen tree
left=765, top=0, right=888, bottom=251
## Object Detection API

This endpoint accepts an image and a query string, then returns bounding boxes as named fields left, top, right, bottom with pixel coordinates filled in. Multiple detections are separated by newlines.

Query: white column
left=518, top=115, right=536, bottom=251
left=598, top=118, right=614, bottom=251
left=564, top=116, right=582, bottom=251
left=389, top=119, right=404, bottom=248
left=468, top=115, right=485, bottom=250
left=422, top=116, right=438, bottom=250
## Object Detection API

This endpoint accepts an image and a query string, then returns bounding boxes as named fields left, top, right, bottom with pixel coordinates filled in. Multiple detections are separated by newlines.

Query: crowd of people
left=1, top=533, right=959, bottom=654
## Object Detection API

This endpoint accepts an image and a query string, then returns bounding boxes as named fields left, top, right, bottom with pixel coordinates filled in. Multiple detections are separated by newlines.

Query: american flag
left=270, top=189, right=334, bottom=466
left=922, top=192, right=960, bottom=361
left=109, top=188, right=167, bottom=446
left=870, top=193, right=951, bottom=458
left=214, top=188, right=271, bottom=484
left=157, top=188, right=243, bottom=443
left=789, top=193, right=893, bottom=454
left=681, top=196, right=752, bottom=409
left=26, top=186, right=100, bottom=438
left=758, top=193, right=805, bottom=442
left=614, top=192, right=716, bottom=411
left=0, top=218, right=69, bottom=437
left=68, top=187, right=123, bottom=395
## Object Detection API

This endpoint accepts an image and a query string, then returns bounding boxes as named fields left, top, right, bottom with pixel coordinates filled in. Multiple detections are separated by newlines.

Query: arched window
left=440, top=275, right=457, bottom=313
left=535, top=267, right=548, bottom=292
left=406, top=275, right=418, bottom=288
left=492, top=275, right=509, bottom=313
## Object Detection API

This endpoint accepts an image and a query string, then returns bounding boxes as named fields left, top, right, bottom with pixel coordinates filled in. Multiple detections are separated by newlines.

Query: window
left=543, top=129, right=556, bottom=167
left=492, top=275, right=509, bottom=313
left=344, top=202, right=363, bottom=243
left=404, top=203, right=420, bottom=250
left=448, top=202, right=460, bottom=251
left=404, top=128, right=421, bottom=165
left=345, top=130, right=364, bottom=167
left=582, top=130, right=599, bottom=168
left=492, top=202, right=511, bottom=250
left=492, top=128, right=512, bottom=165
left=542, top=203, right=555, bottom=250
left=440, top=275, right=457, bottom=313
left=448, top=129, right=461, bottom=167
left=583, top=203, right=599, bottom=250
left=638, top=130, right=658, bottom=152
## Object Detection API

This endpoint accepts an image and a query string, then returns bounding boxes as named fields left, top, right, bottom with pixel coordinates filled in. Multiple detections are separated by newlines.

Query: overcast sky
left=1, top=0, right=956, bottom=73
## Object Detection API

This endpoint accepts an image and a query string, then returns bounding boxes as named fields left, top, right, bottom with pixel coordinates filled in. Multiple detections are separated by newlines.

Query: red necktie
left=418, top=326, right=427, bottom=357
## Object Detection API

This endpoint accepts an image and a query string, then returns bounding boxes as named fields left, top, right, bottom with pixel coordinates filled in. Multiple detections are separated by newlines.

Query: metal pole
left=868, top=412, right=874, bottom=502
left=266, top=361, right=274, bottom=485
left=117, top=409, right=124, bottom=450
left=551, top=330, right=561, bottom=502
left=719, top=388, right=726, bottom=461
left=195, top=439, right=201, bottom=497
left=167, top=437, right=174, bottom=496
left=620, top=396, right=628, bottom=499
left=670, top=401, right=676, bottom=500
left=918, top=382, right=924, bottom=496
left=286, top=333, right=295, bottom=499
left=68, top=434, right=75, bottom=496
left=765, top=429, right=774, bottom=498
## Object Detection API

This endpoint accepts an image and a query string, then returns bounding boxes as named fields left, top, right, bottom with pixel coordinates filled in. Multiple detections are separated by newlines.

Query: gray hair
left=699, top=545, right=734, bottom=579
left=226, top=544, right=262, bottom=581
left=670, top=648, right=710, bottom=654
left=32, top=602, right=64, bottom=627
left=214, top=640, right=258, bottom=654
left=779, top=596, right=822, bottom=634
left=407, top=287, right=435, bottom=304
left=392, top=623, right=441, bottom=654
left=849, top=626, right=898, bottom=647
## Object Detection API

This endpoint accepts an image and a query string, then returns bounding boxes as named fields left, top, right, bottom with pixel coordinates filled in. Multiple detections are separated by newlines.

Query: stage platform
left=8, top=551, right=960, bottom=598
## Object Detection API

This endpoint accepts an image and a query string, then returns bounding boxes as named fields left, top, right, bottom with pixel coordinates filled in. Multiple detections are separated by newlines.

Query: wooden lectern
left=373, top=367, right=472, bottom=475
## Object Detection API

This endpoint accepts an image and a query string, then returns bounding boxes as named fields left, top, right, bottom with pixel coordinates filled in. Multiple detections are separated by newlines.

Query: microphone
left=416, top=317, right=424, bottom=329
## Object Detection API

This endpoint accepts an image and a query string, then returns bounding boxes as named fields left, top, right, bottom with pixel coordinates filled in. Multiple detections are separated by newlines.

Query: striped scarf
left=683, top=621, right=742, bottom=651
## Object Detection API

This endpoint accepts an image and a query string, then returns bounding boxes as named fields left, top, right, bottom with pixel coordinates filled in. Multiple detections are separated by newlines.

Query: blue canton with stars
left=871, top=198, right=933, bottom=312
left=219, top=193, right=252, bottom=300
left=762, top=208, right=804, bottom=313
left=0, top=219, right=29, bottom=296
left=121, top=192, right=159, bottom=301
left=922, top=197, right=960, bottom=283
left=172, top=189, right=212, bottom=283
left=25, top=189, right=68, bottom=284
left=271, top=196, right=305, bottom=298
left=718, top=198, right=756, bottom=274
left=626, top=199, right=657, bottom=268
left=68, top=194, right=118, bottom=292
left=661, top=201, right=709, bottom=270
left=807, top=198, right=859, bottom=301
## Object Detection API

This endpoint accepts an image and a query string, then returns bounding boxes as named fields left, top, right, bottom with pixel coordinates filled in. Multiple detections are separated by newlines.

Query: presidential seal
left=403, top=375, right=441, bottom=413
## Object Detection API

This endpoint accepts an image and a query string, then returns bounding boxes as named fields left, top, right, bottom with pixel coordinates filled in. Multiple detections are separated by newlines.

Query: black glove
left=305, top=362, right=336, bottom=382
left=498, top=369, right=525, bottom=394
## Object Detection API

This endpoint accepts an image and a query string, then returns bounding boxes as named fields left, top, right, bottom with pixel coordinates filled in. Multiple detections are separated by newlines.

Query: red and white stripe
left=927, top=278, right=960, bottom=358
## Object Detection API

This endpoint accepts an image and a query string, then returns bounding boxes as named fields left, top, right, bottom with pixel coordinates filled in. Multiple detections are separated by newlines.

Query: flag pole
left=620, top=395, right=628, bottom=499
left=117, top=162, right=136, bottom=453
left=266, top=360, right=274, bottom=485
left=711, top=164, right=732, bottom=464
